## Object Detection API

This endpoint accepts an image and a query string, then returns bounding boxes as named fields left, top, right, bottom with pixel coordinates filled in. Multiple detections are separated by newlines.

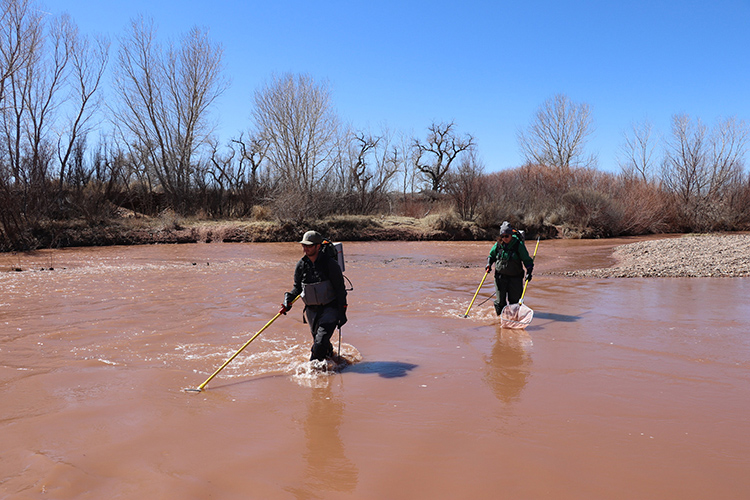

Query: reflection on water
left=484, top=326, right=532, bottom=403
left=287, top=384, right=358, bottom=499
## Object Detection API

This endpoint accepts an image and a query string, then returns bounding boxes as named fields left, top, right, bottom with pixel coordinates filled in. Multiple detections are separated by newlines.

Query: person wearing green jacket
left=485, top=221, right=535, bottom=316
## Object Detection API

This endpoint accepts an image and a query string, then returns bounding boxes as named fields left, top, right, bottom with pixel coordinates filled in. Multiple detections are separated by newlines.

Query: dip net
left=500, top=303, right=534, bottom=329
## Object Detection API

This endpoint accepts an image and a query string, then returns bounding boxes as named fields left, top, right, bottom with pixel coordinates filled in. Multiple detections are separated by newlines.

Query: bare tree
left=391, top=133, right=415, bottom=196
left=22, top=13, right=76, bottom=191
left=619, top=119, right=657, bottom=182
left=0, top=0, right=39, bottom=110
left=56, top=23, right=109, bottom=189
left=1, top=5, right=106, bottom=216
left=230, top=131, right=269, bottom=192
left=710, top=116, right=748, bottom=192
left=518, top=93, right=596, bottom=170
left=413, top=121, right=474, bottom=193
left=253, top=73, right=341, bottom=196
left=661, top=115, right=708, bottom=208
left=0, top=2, right=111, bottom=246
left=661, top=114, right=748, bottom=230
left=444, top=149, right=486, bottom=220
left=0, top=0, right=43, bottom=187
left=345, top=130, right=400, bottom=213
left=205, top=132, right=271, bottom=216
left=113, top=16, right=226, bottom=212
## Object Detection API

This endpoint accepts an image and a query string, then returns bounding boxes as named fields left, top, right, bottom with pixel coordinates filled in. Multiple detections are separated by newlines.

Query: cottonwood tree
left=0, top=0, right=34, bottom=246
left=229, top=131, right=269, bottom=193
left=0, top=2, right=107, bottom=243
left=619, top=119, right=657, bottom=182
left=345, top=130, right=400, bottom=214
left=444, top=149, right=486, bottom=220
left=253, top=73, right=341, bottom=198
left=518, top=94, right=596, bottom=171
left=390, top=133, right=415, bottom=196
left=112, top=16, right=225, bottom=212
left=0, top=0, right=42, bottom=190
left=661, top=114, right=748, bottom=230
left=413, top=121, right=474, bottom=193
left=0, top=0, right=39, bottom=110
left=206, top=132, right=270, bottom=216
left=56, top=23, right=108, bottom=191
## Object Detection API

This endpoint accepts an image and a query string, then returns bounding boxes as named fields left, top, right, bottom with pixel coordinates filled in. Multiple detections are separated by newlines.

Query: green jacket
left=487, top=235, right=534, bottom=276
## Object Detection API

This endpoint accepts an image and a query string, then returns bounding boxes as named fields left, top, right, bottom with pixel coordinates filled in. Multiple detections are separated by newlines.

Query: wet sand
left=1, top=238, right=749, bottom=499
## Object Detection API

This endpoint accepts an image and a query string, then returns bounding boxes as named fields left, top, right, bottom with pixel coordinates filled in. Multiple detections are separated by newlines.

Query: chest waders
left=301, top=280, right=336, bottom=306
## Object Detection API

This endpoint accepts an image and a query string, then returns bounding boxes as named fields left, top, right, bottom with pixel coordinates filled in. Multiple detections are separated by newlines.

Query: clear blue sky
left=49, top=0, right=750, bottom=173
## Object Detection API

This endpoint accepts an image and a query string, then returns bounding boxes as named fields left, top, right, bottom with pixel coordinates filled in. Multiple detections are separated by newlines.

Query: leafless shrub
left=157, top=209, right=183, bottom=231
left=251, top=205, right=272, bottom=221
left=561, top=188, right=618, bottom=237
left=610, top=177, right=673, bottom=235
left=424, top=210, right=463, bottom=232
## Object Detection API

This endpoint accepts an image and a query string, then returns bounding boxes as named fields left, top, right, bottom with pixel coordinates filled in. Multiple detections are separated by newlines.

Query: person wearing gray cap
left=280, top=230, right=348, bottom=361
left=485, top=221, right=534, bottom=316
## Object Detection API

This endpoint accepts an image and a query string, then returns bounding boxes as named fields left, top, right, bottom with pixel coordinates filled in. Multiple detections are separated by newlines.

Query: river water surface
left=1, top=239, right=749, bottom=499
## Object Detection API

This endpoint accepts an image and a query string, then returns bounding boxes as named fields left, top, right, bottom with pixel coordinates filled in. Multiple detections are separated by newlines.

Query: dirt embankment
left=7, top=214, right=494, bottom=252
left=564, top=234, right=750, bottom=278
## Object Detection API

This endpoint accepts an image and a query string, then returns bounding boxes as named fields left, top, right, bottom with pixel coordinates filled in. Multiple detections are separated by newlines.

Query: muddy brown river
left=1, top=239, right=749, bottom=499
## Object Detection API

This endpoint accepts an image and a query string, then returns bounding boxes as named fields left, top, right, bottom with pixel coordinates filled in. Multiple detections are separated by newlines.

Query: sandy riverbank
left=563, top=233, right=750, bottom=278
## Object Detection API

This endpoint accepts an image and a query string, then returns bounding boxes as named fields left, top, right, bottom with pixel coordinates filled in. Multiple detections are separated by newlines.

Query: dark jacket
left=288, top=253, right=347, bottom=309
left=487, top=235, right=534, bottom=277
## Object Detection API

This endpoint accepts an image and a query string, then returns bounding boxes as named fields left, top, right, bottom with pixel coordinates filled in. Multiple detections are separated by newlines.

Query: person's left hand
left=525, top=272, right=533, bottom=282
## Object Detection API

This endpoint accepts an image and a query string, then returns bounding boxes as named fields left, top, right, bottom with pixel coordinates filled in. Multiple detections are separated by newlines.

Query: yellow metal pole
left=519, top=236, right=540, bottom=305
left=189, top=295, right=301, bottom=392
left=463, top=269, right=491, bottom=318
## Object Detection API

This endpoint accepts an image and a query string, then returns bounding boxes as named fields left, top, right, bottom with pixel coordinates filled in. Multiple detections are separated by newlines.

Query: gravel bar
left=564, top=234, right=750, bottom=278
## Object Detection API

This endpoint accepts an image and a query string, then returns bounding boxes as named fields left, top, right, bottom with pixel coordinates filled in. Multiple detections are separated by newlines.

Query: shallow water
left=1, top=239, right=749, bottom=499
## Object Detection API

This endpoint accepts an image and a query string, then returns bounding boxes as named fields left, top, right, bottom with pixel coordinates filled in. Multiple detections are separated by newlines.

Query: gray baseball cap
left=300, top=230, right=323, bottom=245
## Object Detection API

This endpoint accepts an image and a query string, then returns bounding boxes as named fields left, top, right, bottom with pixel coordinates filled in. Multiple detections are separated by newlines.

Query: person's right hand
left=485, top=264, right=492, bottom=273
left=283, top=292, right=294, bottom=311
left=279, top=305, right=288, bottom=315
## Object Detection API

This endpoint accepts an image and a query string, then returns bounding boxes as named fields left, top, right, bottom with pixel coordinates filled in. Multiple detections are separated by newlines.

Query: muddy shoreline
left=5, top=215, right=750, bottom=278
left=1, top=215, right=494, bottom=253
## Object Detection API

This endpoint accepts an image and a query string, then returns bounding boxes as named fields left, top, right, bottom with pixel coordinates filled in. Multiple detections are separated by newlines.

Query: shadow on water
left=533, top=311, right=582, bottom=322
left=343, top=361, right=418, bottom=378
left=526, top=310, right=586, bottom=330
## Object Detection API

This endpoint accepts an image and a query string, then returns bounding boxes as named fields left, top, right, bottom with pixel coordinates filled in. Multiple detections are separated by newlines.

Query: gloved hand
left=485, top=264, right=492, bottom=273
left=338, top=305, right=348, bottom=327
left=283, top=292, right=294, bottom=310
left=279, top=305, right=288, bottom=315
left=525, top=271, right=533, bottom=282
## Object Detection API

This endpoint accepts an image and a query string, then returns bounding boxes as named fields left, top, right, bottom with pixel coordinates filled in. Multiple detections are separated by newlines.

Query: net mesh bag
left=500, top=303, right=534, bottom=329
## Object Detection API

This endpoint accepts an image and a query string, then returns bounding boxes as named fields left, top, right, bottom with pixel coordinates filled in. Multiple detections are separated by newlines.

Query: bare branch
left=518, top=94, right=596, bottom=170
left=413, top=121, right=474, bottom=192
